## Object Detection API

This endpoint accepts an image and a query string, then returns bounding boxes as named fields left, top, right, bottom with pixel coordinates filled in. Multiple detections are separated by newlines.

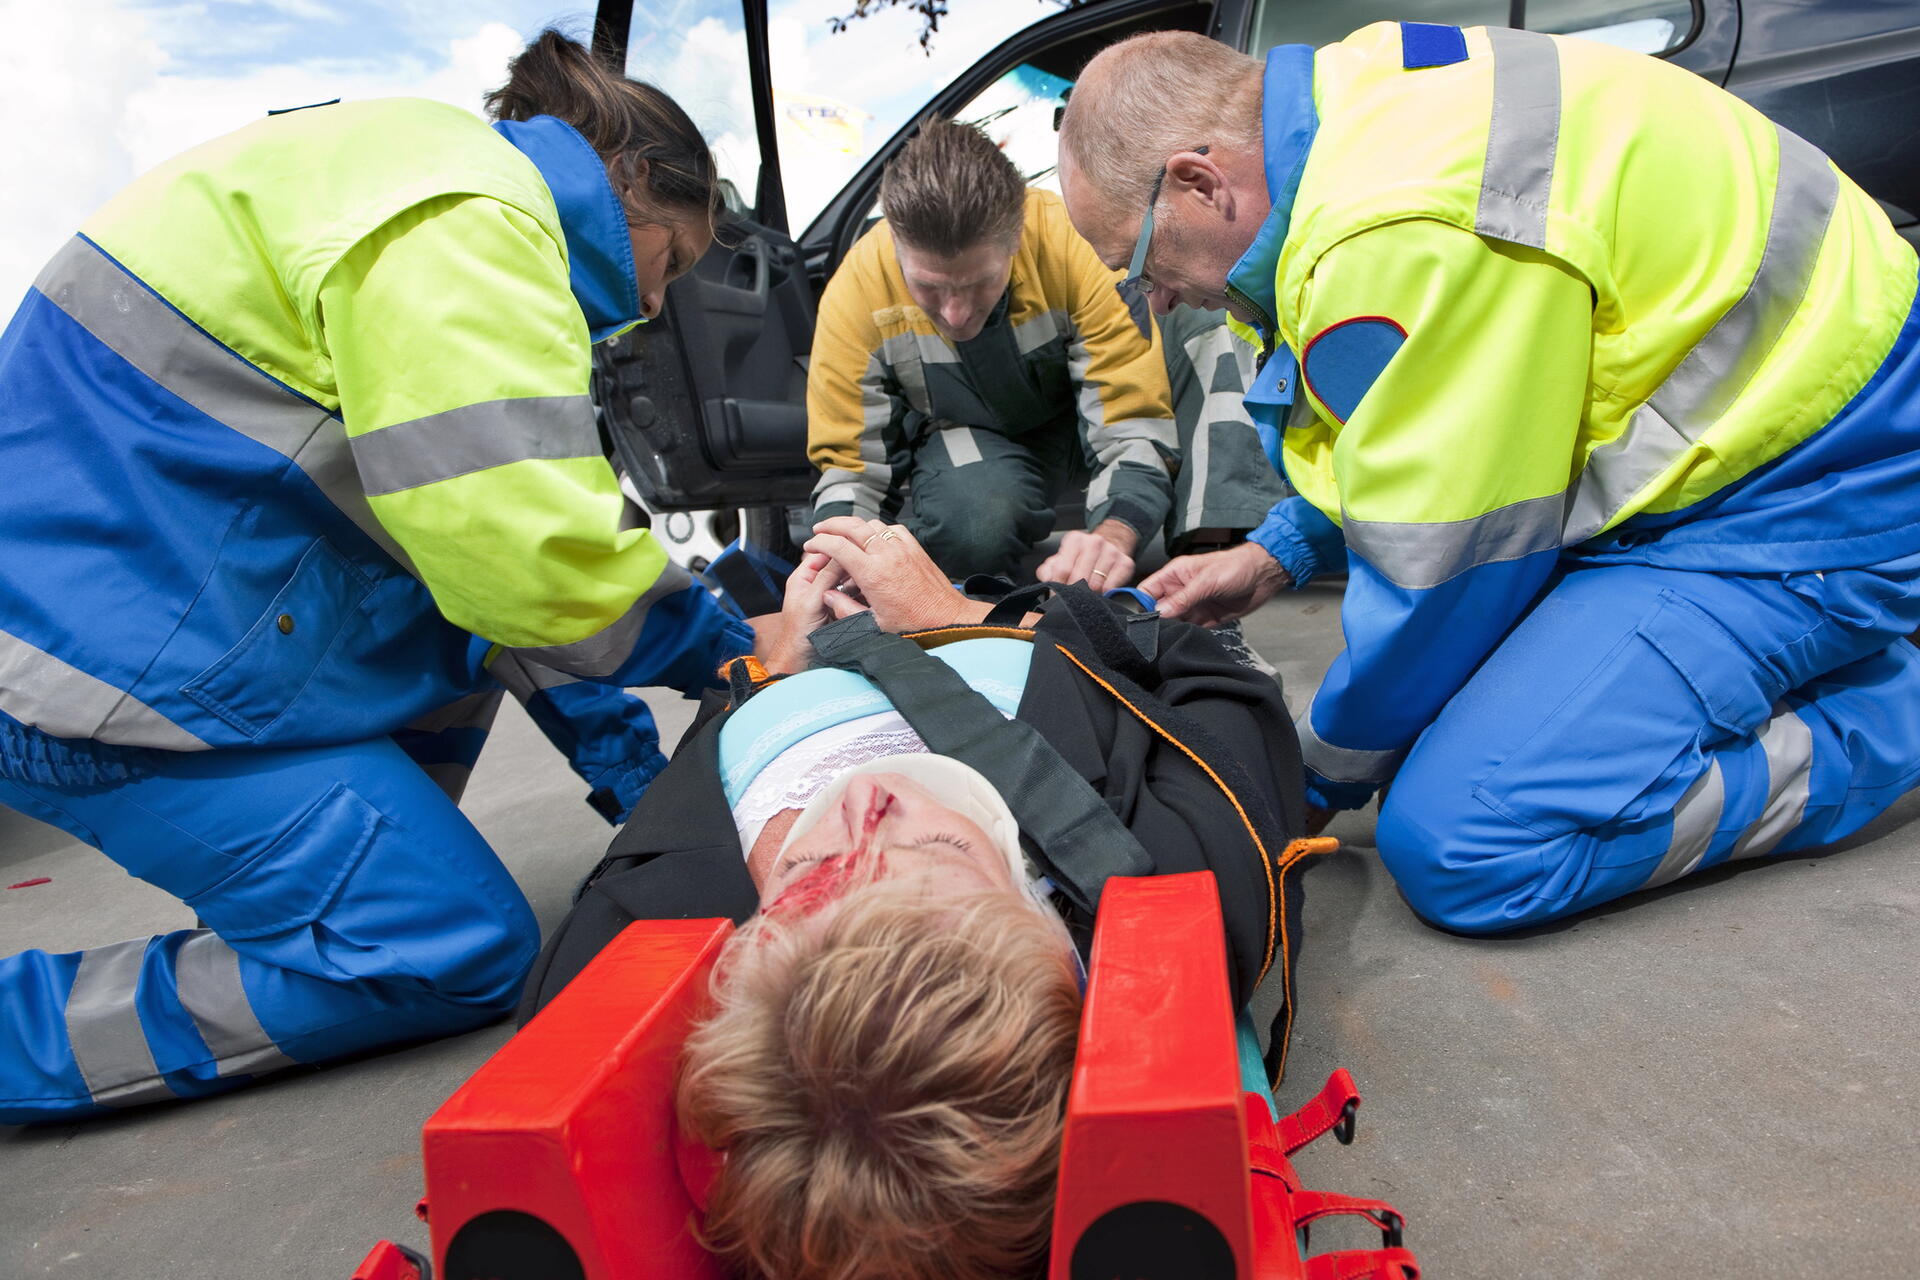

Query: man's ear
left=1167, top=149, right=1231, bottom=216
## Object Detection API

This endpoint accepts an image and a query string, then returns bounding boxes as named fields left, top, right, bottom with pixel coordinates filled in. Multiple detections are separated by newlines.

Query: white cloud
left=121, top=20, right=525, bottom=173
left=0, top=0, right=164, bottom=318
left=0, top=2, right=526, bottom=323
left=0, top=0, right=1066, bottom=315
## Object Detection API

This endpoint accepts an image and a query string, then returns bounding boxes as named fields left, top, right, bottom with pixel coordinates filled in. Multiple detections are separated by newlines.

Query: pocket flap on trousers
left=186, top=782, right=381, bottom=939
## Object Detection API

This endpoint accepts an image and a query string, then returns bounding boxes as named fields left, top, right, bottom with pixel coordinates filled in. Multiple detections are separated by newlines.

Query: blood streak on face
left=765, top=792, right=894, bottom=918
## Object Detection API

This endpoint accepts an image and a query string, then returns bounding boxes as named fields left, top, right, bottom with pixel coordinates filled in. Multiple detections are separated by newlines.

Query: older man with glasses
left=1058, top=24, right=1920, bottom=933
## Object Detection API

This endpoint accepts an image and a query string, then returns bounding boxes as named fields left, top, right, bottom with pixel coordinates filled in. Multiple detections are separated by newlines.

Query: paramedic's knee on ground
left=0, top=739, right=541, bottom=1124
left=1374, top=564, right=1920, bottom=936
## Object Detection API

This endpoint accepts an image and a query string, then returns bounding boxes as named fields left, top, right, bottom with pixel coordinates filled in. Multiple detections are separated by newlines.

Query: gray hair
left=1059, top=31, right=1264, bottom=222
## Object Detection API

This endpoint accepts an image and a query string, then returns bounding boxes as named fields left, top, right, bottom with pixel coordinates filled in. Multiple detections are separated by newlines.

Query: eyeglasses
left=1114, top=145, right=1208, bottom=319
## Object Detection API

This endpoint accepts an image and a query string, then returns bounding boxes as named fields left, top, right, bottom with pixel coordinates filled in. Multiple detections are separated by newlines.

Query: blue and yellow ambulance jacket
left=1232, top=24, right=1920, bottom=808
left=0, top=101, right=750, bottom=772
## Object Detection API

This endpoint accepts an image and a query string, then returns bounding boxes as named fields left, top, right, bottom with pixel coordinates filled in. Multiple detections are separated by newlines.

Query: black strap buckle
left=1332, top=1097, right=1358, bottom=1145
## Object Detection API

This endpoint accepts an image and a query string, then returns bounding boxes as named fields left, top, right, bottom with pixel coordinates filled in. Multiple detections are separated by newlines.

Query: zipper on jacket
left=1225, top=281, right=1279, bottom=367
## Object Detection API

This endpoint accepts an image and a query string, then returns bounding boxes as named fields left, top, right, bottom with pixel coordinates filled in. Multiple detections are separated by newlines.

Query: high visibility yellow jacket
left=1229, top=23, right=1920, bottom=806
left=807, top=189, right=1178, bottom=537
left=0, top=100, right=748, bottom=759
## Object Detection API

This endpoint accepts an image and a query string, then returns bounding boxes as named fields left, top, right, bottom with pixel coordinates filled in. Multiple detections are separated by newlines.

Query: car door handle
left=725, top=239, right=770, bottom=301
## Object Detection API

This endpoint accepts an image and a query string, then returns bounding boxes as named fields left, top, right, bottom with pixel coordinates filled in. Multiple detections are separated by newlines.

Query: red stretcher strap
left=1277, top=1068, right=1362, bottom=1155
left=1290, top=1190, right=1405, bottom=1248
left=1304, top=1246, right=1421, bottom=1280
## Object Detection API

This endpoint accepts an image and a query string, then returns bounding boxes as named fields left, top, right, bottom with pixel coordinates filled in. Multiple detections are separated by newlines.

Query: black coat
left=516, top=598, right=1312, bottom=1071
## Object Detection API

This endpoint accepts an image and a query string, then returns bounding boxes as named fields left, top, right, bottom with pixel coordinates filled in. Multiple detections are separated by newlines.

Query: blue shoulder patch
left=1401, top=22, right=1468, bottom=69
left=1302, top=318, right=1406, bottom=424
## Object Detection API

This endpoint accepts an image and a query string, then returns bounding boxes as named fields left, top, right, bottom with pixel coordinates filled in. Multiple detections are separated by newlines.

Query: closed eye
left=910, top=833, right=975, bottom=854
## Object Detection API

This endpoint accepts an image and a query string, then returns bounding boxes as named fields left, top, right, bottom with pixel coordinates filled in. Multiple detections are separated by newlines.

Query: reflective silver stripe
left=66, top=938, right=176, bottom=1108
left=173, top=932, right=298, bottom=1079
left=1011, top=309, right=1067, bottom=355
left=1730, top=704, right=1814, bottom=860
left=0, top=626, right=209, bottom=750
left=1562, top=403, right=1684, bottom=544
left=1564, top=125, right=1840, bottom=542
left=1086, top=438, right=1165, bottom=513
left=938, top=424, right=985, bottom=467
left=1180, top=325, right=1250, bottom=532
left=1297, top=710, right=1401, bottom=785
left=1644, top=760, right=1724, bottom=889
left=1477, top=28, right=1560, bottom=251
left=352, top=396, right=600, bottom=496
left=842, top=353, right=898, bottom=516
left=1343, top=490, right=1565, bottom=591
left=1183, top=420, right=1213, bottom=533
left=1199, top=390, right=1248, bottom=426
left=510, top=561, right=696, bottom=680
left=812, top=471, right=868, bottom=516
left=880, top=330, right=959, bottom=366
left=1065, top=323, right=1104, bottom=433
left=1067, top=322, right=1112, bottom=510
left=879, top=331, right=951, bottom=418
left=34, top=237, right=416, bottom=574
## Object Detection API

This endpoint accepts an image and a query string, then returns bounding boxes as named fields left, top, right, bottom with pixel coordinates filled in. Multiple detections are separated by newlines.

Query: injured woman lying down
left=517, top=517, right=1316, bottom=1280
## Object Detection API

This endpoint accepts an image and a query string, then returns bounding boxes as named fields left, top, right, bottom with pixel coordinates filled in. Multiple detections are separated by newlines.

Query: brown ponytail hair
left=486, top=28, right=720, bottom=230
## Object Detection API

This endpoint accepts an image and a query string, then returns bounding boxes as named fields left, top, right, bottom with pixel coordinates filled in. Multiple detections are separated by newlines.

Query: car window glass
left=622, top=0, right=760, bottom=217
left=1250, top=0, right=1692, bottom=57
left=1251, top=1, right=1510, bottom=57
left=768, top=0, right=1071, bottom=235
left=838, top=61, right=1072, bottom=245
left=958, top=63, right=1075, bottom=194
left=1524, top=0, right=1694, bottom=54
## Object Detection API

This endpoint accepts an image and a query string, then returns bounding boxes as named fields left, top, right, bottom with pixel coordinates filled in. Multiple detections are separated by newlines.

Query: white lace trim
left=721, top=675, right=1029, bottom=796
left=733, top=711, right=932, bottom=853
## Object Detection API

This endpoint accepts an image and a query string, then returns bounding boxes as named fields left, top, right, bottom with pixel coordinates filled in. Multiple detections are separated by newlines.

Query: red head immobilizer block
left=419, top=917, right=733, bottom=1280
left=351, top=874, right=1418, bottom=1279
left=1051, top=872, right=1256, bottom=1276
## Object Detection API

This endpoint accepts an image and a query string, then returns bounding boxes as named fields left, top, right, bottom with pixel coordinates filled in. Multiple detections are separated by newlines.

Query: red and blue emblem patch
left=1301, top=316, right=1407, bottom=424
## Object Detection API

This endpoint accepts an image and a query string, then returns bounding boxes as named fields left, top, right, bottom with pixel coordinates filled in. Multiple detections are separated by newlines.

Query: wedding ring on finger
left=1091, top=569, right=1109, bottom=582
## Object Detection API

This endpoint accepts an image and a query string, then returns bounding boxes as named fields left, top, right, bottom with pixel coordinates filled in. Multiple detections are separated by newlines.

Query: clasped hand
left=754, top=517, right=992, bottom=673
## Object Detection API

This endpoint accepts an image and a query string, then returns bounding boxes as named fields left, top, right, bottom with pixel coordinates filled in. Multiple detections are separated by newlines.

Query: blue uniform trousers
left=0, top=706, right=542, bottom=1123
left=1378, top=555, right=1920, bottom=934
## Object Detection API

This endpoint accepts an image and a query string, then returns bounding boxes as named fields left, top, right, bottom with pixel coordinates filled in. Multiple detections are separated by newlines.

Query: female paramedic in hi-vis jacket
left=0, top=31, right=756, bottom=1123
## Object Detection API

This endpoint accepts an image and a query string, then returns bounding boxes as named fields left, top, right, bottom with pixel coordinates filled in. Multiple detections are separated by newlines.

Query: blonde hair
left=1059, top=31, right=1264, bottom=222
left=677, top=879, right=1084, bottom=1280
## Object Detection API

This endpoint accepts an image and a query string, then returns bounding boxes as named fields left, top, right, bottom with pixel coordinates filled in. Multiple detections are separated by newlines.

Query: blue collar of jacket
left=493, top=115, right=642, bottom=343
left=1225, top=44, right=1318, bottom=343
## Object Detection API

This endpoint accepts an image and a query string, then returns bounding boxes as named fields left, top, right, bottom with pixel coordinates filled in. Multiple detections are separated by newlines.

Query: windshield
left=625, top=0, right=1073, bottom=235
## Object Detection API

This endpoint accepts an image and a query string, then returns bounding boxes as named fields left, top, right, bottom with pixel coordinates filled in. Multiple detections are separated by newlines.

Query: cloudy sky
left=0, top=0, right=1064, bottom=323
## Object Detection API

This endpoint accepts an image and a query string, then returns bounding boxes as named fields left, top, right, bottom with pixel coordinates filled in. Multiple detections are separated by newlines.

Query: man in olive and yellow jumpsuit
left=808, top=119, right=1285, bottom=590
